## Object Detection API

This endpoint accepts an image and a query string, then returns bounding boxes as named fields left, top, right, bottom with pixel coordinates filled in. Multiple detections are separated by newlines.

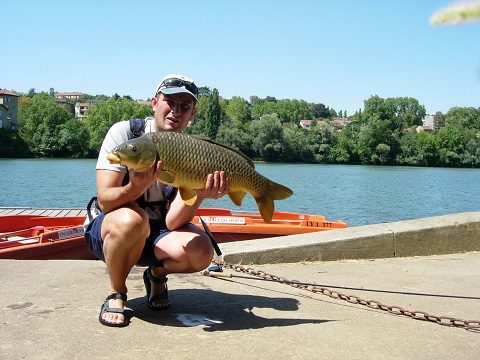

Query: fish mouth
left=106, top=152, right=121, bottom=164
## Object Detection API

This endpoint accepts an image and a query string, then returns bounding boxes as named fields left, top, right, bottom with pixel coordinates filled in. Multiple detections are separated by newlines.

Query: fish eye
left=127, top=144, right=137, bottom=152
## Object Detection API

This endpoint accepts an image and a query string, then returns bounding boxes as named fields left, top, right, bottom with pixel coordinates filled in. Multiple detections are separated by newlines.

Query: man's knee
left=103, top=207, right=150, bottom=243
left=188, top=234, right=214, bottom=271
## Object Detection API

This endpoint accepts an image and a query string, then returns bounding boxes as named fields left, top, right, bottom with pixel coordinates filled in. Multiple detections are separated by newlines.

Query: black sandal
left=98, top=292, right=129, bottom=327
left=143, top=267, right=170, bottom=310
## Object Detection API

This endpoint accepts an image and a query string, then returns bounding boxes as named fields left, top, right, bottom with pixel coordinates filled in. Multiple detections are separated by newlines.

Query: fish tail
left=268, top=180, right=293, bottom=201
left=255, top=180, right=293, bottom=222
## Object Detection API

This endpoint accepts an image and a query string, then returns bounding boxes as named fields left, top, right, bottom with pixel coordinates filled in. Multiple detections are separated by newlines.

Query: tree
left=307, top=122, right=336, bottom=163
left=433, top=111, right=446, bottom=131
left=250, top=114, right=286, bottom=161
left=215, top=121, right=255, bottom=159
left=204, top=88, right=222, bottom=140
left=312, top=103, right=330, bottom=118
left=396, top=131, right=438, bottom=166
left=386, top=97, right=426, bottom=129
left=225, top=96, right=251, bottom=130
left=283, top=125, right=314, bottom=162
left=198, top=86, right=212, bottom=98
left=251, top=98, right=313, bottom=124
left=329, top=131, right=353, bottom=164
left=86, top=97, right=153, bottom=152
left=18, top=93, right=74, bottom=156
left=355, top=115, right=396, bottom=164
left=444, top=107, right=480, bottom=129
left=58, top=120, right=91, bottom=157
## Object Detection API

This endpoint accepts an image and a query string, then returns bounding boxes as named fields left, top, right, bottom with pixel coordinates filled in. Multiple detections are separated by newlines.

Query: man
left=85, top=74, right=228, bottom=327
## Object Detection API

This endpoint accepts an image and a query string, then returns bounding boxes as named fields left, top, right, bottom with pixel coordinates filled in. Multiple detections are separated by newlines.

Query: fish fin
left=179, top=187, right=197, bottom=206
left=228, top=190, right=247, bottom=206
left=255, top=195, right=274, bottom=223
left=190, top=135, right=255, bottom=168
left=254, top=180, right=293, bottom=222
left=157, top=170, right=175, bottom=184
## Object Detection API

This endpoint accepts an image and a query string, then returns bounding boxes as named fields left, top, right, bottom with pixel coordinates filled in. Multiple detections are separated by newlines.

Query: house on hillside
left=75, top=99, right=98, bottom=119
left=299, top=118, right=350, bottom=131
left=299, top=119, right=325, bottom=130
left=416, top=114, right=434, bottom=133
left=54, top=92, right=86, bottom=101
left=0, top=89, right=20, bottom=130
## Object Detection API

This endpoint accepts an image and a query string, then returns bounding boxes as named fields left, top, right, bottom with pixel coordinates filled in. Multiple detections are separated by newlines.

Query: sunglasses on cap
left=157, top=78, right=199, bottom=96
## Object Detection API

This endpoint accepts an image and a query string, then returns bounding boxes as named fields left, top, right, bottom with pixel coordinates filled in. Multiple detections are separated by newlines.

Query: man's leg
left=147, top=224, right=214, bottom=307
left=100, top=206, right=149, bottom=325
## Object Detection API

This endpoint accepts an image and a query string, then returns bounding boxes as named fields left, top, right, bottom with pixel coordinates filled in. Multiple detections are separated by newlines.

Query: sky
left=2, top=0, right=479, bottom=116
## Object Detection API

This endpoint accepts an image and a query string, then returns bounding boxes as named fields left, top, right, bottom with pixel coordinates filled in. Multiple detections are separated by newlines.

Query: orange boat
left=193, top=208, right=348, bottom=242
left=0, top=214, right=92, bottom=260
left=0, top=208, right=348, bottom=260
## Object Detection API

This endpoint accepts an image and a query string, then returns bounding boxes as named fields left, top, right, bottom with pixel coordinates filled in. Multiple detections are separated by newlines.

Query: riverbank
left=221, top=211, right=480, bottom=264
left=2, top=212, right=479, bottom=359
left=1, top=252, right=478, bottom=359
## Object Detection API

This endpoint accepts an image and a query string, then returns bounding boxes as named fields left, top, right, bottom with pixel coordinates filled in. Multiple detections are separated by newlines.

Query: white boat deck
left=0, top=207, right=87, bottom=217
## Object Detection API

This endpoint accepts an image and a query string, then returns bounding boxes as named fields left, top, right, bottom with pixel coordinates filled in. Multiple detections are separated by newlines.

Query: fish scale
left=151, top=132, right=264, bottom=195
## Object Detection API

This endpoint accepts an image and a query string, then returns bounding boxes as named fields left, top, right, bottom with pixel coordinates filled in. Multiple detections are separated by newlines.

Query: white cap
left=155, top=74, right=198, bottom=101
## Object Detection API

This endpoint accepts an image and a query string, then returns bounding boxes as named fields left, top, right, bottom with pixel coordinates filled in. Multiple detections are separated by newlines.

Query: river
left=1, top=159, right=479, bottom=226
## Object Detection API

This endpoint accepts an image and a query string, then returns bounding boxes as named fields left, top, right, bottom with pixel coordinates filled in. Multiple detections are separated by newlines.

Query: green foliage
left=251, top=97, right=314, bottom=123
left=250, top=114, right=286, bottom=161
left=204, top=88, right=222, bottom=140
left=225, top=96, right=251, bottom=130
left=0, top=128, right=31, bottom=157
left=85, top=97, right=153, bottom=152
left=283, top=125, right=315, bottom=163
left=444, top=107, right=480, bottom=129
left=58, top=120, right=91, bottom=157
left=18, top=92, right=75, bottom=157
left=396, top=131, right=439, bottom=166
left=307, top=123, right=336, bottom=163
left=5, top=88, right=479, bottom=167
left=215, top=121, right=256, bottom=159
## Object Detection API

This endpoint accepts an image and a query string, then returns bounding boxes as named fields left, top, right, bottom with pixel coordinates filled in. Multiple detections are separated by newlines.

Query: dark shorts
left=84, top=213, right=168, bottom=267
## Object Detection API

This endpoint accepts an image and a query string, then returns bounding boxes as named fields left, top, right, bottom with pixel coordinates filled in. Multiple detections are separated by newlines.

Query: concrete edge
left=220, top=212, right=480, bottom=264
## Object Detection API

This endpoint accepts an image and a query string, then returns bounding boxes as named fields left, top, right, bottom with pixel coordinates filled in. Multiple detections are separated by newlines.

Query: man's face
left=152, top=92, right=196, bottom=132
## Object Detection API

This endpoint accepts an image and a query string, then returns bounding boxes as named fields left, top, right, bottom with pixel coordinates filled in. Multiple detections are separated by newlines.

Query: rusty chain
left=209, top=261, right=480, bottom=331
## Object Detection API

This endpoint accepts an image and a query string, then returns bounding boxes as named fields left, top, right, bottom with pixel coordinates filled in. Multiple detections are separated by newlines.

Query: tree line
left=1, top=89, right=479, bottom=168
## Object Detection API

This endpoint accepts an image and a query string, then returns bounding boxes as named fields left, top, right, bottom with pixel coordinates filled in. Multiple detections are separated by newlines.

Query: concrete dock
left=1, top=212, right=479, bottom=359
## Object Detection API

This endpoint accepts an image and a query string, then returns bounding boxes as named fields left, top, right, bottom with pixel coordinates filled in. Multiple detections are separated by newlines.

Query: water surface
left=1, top=159, right=479, bottom=226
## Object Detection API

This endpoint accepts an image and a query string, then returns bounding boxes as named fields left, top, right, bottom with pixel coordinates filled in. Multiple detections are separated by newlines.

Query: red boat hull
left=0, top=209, right=348, bottom=260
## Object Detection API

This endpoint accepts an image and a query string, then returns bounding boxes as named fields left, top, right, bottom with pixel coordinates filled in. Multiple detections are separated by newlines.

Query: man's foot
left=143, top=267, right=170, bottom=310
left=98, top=292, right=129, bottom=327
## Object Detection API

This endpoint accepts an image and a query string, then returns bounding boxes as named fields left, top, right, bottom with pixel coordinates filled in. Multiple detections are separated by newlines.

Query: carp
left=106, top=132, right=293, bottom=222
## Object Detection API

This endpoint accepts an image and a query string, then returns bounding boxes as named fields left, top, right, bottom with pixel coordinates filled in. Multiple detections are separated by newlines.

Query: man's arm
left=165, top=171, right=229, bottom=230
left=96, top=162, right=163, bottom=214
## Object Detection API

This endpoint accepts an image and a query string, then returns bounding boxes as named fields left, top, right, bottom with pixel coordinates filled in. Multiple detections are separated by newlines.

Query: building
left=299, top=119, right=313, bottom=129
left=54, top=92, right=86, bottom=101
left=330, top=117, right=351, bottom=131
left=74, top=99, right=98, bottom=119
left=75, top=102, right=89, bottom=119
left=416, top=114, right=435, bottom=133
left=299, top=118, right=350, bottom=131
left=0, top=89, right=20, bottom=130
left=422, top=114, right=434, bottom=128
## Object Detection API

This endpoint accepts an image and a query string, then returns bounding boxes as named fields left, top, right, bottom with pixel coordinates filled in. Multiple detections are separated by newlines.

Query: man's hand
left=196, top=171, right=230, bottom=200
left=129, top=161, right=163, bottom=192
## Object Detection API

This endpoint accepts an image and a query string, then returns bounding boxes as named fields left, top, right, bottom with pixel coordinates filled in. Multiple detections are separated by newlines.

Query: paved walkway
left=1, top=252, right=479, bottom=359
